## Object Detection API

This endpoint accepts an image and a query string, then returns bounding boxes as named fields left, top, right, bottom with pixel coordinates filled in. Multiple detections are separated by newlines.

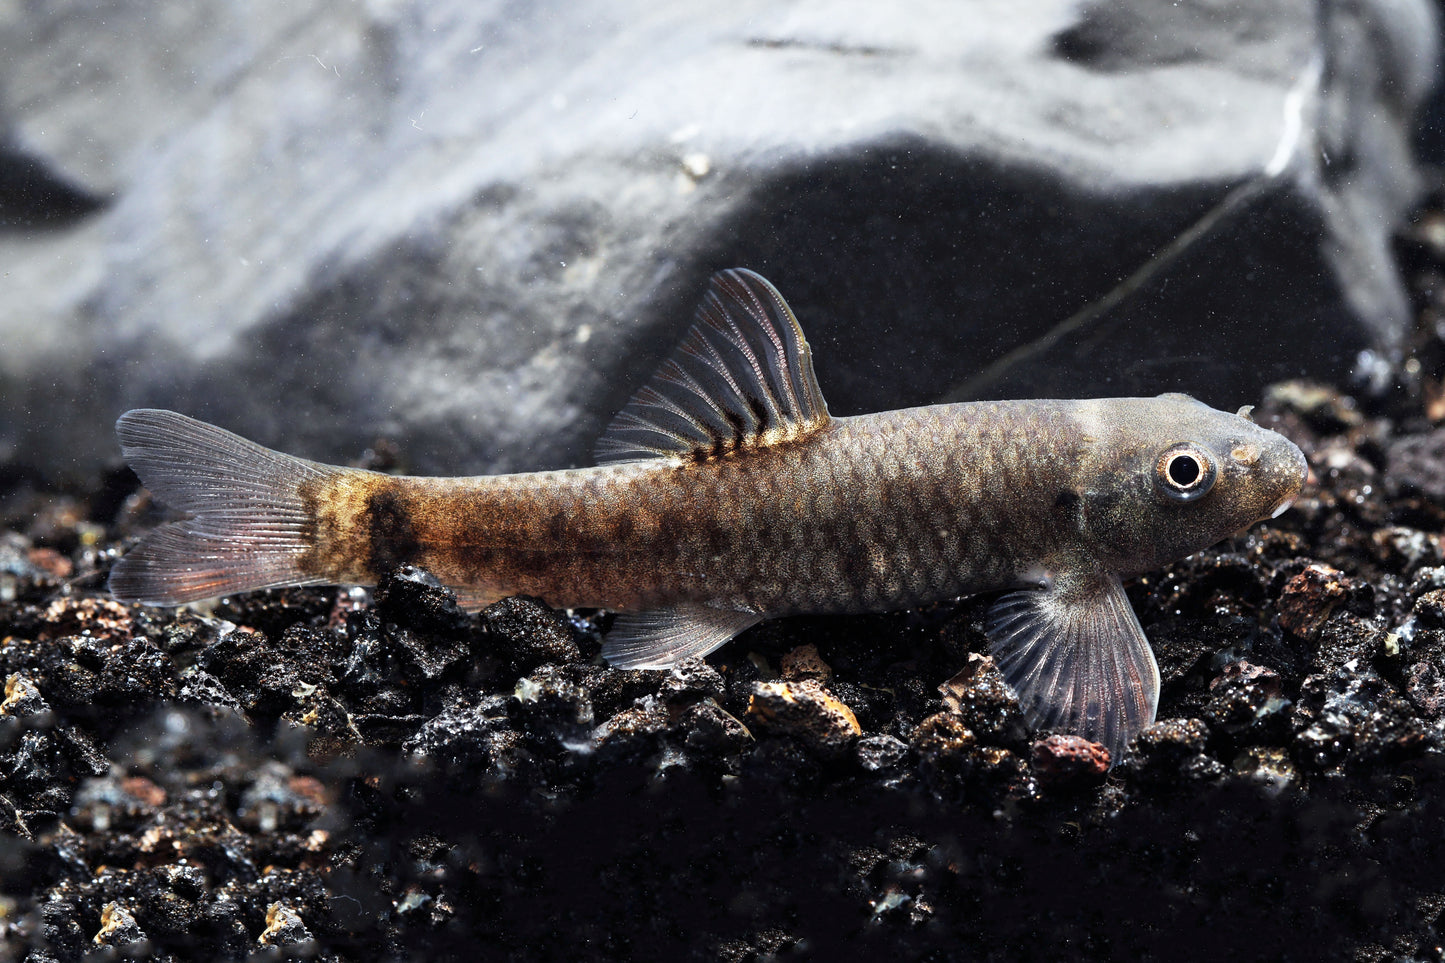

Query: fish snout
left=1262, top=437, right=1308, bottom=521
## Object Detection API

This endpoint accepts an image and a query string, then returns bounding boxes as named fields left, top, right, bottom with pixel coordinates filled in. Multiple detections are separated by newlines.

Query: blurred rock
left=72, top=774, right=167, bottom=832
left=779, top=644, right=832, bottom=683
left=1264, top=381, right=1367, bottom=435
left=1371, top=526, right=1443, bottom=573
left=1388, top=429, right=1445, bottom=501
left=237, top=764, right=329, bottom=833
left=0, top=0, right=1435, bottom=481
left=36, top=597, right=132, bottom=641
left=0, top=534, right=70, bottom=603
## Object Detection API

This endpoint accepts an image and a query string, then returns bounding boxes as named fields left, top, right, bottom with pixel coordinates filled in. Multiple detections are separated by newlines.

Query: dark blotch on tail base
left=367, top=488, right=421, bottom=576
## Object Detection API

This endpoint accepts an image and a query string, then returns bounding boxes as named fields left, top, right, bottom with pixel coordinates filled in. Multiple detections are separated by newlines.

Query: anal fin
left=985, top=572, right=1159, bottom=764
left=602, top=605, right=763, bottom=668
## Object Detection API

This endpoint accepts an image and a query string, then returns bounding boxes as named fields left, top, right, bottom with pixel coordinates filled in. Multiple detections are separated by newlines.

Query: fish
left=109, top=268, right=1308, bottom=760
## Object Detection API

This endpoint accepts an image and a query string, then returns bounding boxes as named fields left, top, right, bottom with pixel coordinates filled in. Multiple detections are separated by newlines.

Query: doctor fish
left=109, top=269, right=1307, bottom=759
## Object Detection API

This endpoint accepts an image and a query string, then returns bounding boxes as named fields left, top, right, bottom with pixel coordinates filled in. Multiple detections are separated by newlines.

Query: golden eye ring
left=1155, top=443, right=1217, bottom=502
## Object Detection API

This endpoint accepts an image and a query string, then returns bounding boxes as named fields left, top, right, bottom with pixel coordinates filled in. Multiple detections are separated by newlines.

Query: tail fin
left=109, top=409, right=340, bottom=606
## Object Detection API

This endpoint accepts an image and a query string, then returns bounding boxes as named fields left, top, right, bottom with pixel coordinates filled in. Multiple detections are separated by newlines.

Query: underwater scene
left=2, top=2, right=1445, bottom=960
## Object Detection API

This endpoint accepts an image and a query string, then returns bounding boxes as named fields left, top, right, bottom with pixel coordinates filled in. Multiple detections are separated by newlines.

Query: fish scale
left=108, top=268, right=1306, bottom=762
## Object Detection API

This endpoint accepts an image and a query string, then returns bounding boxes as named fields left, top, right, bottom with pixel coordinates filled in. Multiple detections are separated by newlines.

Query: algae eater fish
left=110, top=269, right=1307, bottom=758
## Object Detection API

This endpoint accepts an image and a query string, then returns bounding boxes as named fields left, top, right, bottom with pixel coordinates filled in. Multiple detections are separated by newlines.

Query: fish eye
left=1155, top=443, right=1217, bottom=502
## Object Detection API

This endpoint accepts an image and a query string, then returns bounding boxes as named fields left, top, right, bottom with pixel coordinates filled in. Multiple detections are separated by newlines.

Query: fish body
left=278, top=399, right=1292, bottom=616
left=110, top=270, right=1307, bottom=759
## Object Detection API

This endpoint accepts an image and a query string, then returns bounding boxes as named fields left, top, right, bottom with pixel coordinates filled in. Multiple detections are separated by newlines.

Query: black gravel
left=7, top=211, right=1445, bottom=961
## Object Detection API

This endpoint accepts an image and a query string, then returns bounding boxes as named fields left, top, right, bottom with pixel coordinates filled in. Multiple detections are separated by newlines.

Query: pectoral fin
left=985, top=573, right=1159, bottom=763
left=602, top=605, right=763, bottom=668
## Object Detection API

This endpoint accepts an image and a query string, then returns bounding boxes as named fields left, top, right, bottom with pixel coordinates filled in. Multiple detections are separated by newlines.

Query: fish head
left=1075, top=394, right=1307, bottom=577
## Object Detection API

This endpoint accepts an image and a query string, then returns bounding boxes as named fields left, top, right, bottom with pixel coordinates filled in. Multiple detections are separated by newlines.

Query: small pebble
left=910, top=712, right=977, bottom=756
left=1129, top=718, right=1212, bottom=781
left=1231, top=746, right=1296, bottom=796
left=780, top=643, right=832, bottom=682
left=1277, top=564, right=1350, bottom=640
left=0, top=673, right=49, bottom=717
left=374, top=565, right=472, bottom=638
left=258, top=902, right=314, bottom=946
left=747, top=679, right=861, bottom=758
left=855, top=734, right=909, bottom=772
left=937, top=654, right=1026, bottom=742
left=93, top=902, right=147, bottom=947
left=483, top=596, right=582, bottom=668
left=1031, top=734, right=1110, bottom=789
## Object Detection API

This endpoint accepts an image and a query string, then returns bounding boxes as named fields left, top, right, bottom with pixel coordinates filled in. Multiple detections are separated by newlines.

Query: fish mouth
left=1262, top=442, right=1309, bottom=521
left=1268, top=495, right=1296, bottom=519
left=1263, top=453, right=1308, bottom=521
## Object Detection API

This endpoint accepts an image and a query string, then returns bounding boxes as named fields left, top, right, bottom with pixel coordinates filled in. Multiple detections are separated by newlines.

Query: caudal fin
left=109, top=409, right=339, bottom=606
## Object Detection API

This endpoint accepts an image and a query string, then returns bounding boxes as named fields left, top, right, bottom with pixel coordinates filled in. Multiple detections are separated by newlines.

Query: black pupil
left=1169, top=455, right=1201, bottom=487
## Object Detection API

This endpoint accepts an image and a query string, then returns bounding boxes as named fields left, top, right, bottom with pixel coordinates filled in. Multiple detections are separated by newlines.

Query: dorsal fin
left=595, top=269, right=831, bottom=465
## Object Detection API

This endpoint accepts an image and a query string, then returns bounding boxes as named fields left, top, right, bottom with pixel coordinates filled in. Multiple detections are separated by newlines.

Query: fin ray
left=986, top=573, right=1159, bottom=763
left=447, top=585, right=507, bottom=612
left=602, top=605, right=763, bottom=668
left=109, top=409, right=338, bottom=606
left=595, top=269, right=830, bottom=465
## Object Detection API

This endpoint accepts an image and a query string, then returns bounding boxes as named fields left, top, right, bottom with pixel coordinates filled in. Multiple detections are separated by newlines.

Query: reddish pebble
left=1031, top=734, right=1110, bottom=788
left=120, top=776, right=167, bottom=808
left=1277, top=563, right=1349, bottom=640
